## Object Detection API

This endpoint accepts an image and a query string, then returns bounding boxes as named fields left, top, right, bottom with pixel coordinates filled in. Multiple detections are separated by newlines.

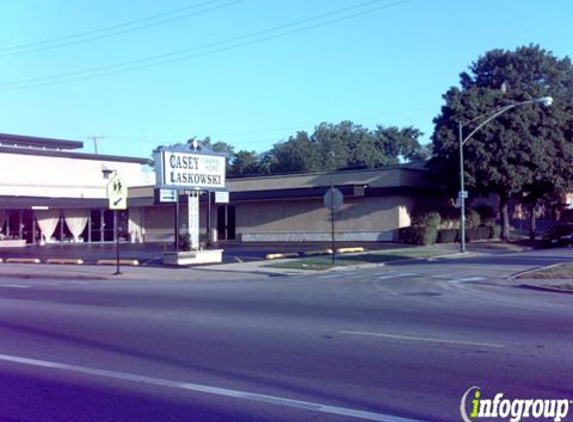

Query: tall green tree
left=430, top=45, right=573, bottom=241
left=266, top=121, right=424, bottom=174
left=268, top=131, right=320, bottom=174
left=230, top=150, right=267, bottom=176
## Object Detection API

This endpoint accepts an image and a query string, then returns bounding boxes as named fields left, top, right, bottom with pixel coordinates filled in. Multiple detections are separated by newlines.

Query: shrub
left=465, top=227, right=477, bottom=242
left=421, top=226, right=438, bottom=246
left=465, top=209, right=481, bottom=229
left=439, top=219, right=459, bottom=229
left=399, top=226, right=438, bottom=245
left=475, top=226, right=491, bottom=241
left=491, top=225, right=502, bottom=239
left=474, top=204, right=497, bottom=227
left=437, top=228, right=458, bottom=243
left=412, top=212, right=441, bottom=229
left=178, top=234, right=192, bottom=251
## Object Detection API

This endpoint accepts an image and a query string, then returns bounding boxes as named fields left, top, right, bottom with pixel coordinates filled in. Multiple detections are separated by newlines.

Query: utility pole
left=88, top=135, right=105, bottom=155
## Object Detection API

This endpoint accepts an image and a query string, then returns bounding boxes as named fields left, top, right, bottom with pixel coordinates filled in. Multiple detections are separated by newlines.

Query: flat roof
left=0, top=146, right=153, bottom=165
left=0, top=133, right=83, bottom=150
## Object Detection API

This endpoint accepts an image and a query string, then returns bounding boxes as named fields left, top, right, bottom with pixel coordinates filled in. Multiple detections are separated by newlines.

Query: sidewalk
left=0, top=241, right=533, bottom=281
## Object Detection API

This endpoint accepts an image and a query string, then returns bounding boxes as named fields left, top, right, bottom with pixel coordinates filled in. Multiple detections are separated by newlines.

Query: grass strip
left=264, top=249, right=439, bottom=271
left=516, top=263, right=573, bottom=280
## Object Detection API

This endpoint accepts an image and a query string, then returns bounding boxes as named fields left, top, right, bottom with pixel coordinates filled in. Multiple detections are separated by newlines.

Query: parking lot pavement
left=0, top=241, right=415, bottom=266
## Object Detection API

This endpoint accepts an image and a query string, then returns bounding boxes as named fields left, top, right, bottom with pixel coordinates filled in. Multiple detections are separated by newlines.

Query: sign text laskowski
left=160, top=151, right=226, bottom=189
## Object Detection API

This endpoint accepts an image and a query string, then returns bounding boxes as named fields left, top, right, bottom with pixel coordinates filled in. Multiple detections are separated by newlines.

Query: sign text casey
left=161, top=151, right=226, bottom=189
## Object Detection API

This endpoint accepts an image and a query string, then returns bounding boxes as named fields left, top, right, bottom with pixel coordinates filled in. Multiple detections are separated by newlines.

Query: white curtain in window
left=64, top=209, right=89, bottom=242
left=35, top=209, right=60, bottom=242
left=0, top=210, right=6, bottom=235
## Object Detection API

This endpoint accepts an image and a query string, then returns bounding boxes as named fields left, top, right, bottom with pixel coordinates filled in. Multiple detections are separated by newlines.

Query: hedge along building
left=127, top=162, right=442, bottom=244
left=0, top=133, right=153, bottom=245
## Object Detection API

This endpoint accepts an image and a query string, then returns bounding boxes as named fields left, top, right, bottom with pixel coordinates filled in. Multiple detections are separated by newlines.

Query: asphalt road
left=0, top=248, right=572, bottom=422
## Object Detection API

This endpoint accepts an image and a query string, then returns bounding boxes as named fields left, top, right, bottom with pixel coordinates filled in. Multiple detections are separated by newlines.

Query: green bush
left=399, top=226, right=438, bottom=245
left=465, top=209, right=481, bottom=229
left=178, top=234, right=192, bottom=251
left=474, top=205, right=497, bottom=226
left=491, top=225, right=502, bottom=239
left=421, top=226, right=438, bottom=246
left=465, top=227, right=477, bottom=242
left=437, top=228, right=458, bottom=243
left=475, top=226, right=491, bottom=241
left=412, top=212, right=441, bottom=229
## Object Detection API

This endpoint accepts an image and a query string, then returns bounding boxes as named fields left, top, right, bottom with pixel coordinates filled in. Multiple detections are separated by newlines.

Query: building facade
left=0, top=133, right=153, bottom=245
left=128, top=164, right=443, bottom=244
left=1, top=133, right=443, bottom=246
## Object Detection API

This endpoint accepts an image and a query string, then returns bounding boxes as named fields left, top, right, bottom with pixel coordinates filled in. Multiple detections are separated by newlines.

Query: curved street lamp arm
left=460, top=97, right=549, bottom=146
left=460, top=104, right=516, bottom=146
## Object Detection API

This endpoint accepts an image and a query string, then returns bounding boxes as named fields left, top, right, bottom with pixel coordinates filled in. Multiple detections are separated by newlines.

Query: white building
left=0, top=133, right=153, bottom=245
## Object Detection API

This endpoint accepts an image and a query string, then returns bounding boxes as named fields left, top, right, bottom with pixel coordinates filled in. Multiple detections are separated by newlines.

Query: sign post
left=107, top=173, right=127, bottom=275
left=153, top=143, right=228, bottom=266
left=324, top=180, right=343, bottom=265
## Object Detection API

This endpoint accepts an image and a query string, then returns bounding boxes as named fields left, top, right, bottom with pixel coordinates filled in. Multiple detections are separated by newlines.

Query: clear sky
left=0, top=0, right=570, bottom=158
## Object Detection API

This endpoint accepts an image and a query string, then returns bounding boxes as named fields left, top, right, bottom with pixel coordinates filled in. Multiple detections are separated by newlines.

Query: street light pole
left=458, top=121, right=466, bottom=253
left=457, top=96, right=553, bottom=253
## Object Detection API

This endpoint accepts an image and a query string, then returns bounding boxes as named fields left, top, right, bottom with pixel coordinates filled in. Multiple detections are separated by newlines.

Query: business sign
left=153, top=188, right=177, bottom=204
left=215, top=191, right=229, bottom=204
left=159, top=151, right=226, bottom=189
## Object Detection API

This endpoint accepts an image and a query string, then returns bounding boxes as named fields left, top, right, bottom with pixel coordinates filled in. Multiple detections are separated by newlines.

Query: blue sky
left=0, top=0, right=570, bottom=158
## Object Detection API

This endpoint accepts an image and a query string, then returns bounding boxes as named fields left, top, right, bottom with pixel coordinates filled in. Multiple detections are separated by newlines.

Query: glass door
left=90, top=210, right=102, bottom=242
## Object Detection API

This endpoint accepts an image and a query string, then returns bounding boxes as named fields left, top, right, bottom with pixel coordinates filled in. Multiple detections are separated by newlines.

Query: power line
left=0, top=0, right=417, bottom=91
left=0, top=0, right=243, bottom=57
left=1, top=0, right=392, bottom=86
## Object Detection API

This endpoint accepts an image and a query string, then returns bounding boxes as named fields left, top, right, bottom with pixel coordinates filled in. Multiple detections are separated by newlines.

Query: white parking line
left=0, top=353, right=427, bottom=422
left=376, top=273, right=418, bottom=280
left=450, top=277, right=485, bottom=283
left=0, top=284, right=31, bottom=289
left=339, top=331, right=504, bottom=348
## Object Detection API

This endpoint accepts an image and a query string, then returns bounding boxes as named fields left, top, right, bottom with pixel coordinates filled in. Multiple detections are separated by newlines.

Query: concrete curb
left=335, top=247, right=364, bottom=254
left=265, top=252, right=300, bottom=260
left=508, top=263, right=560, bottom=280
left=0, top=271, right=109, bottom=281
left=518, top=284, right=573, bottom=295
left=5, top=258, right=41, bottom=264
left=46, top=258, right=85, bottom=265
left=301, top=249, right=333, bottom=256
left=96, top=259, right=140, bottom=266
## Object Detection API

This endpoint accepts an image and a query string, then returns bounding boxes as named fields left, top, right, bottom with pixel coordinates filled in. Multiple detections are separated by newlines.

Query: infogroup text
left=460, top=386, right=571, bottom=422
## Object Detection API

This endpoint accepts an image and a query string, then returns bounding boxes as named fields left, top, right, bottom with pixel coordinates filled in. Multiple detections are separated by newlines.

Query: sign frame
left=107, top=174, right=127, bottom=210
left=154, top=145, right=228, bottom=191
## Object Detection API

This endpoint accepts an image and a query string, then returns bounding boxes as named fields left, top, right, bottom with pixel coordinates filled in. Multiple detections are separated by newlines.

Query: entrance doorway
left=216, top=205, right=236, bottom=241
left=90, top=209, right=117, bottom=242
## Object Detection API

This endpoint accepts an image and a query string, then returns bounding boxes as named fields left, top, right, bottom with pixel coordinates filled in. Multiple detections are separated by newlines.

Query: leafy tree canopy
left=430, top=44, right=573, bottom=240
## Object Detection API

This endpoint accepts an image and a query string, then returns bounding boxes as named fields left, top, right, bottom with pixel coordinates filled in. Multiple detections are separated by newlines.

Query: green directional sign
left=107, top=174, right=127, bottom=210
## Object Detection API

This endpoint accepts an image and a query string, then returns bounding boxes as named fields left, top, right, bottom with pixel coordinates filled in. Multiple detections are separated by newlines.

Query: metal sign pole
left=331, top=179, right=335, bottom=265
left=114, top=210, right=121, bottom=275
left=174, top=191, right=180, bottom=251
left=207, top=191, right=211, bottom=247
